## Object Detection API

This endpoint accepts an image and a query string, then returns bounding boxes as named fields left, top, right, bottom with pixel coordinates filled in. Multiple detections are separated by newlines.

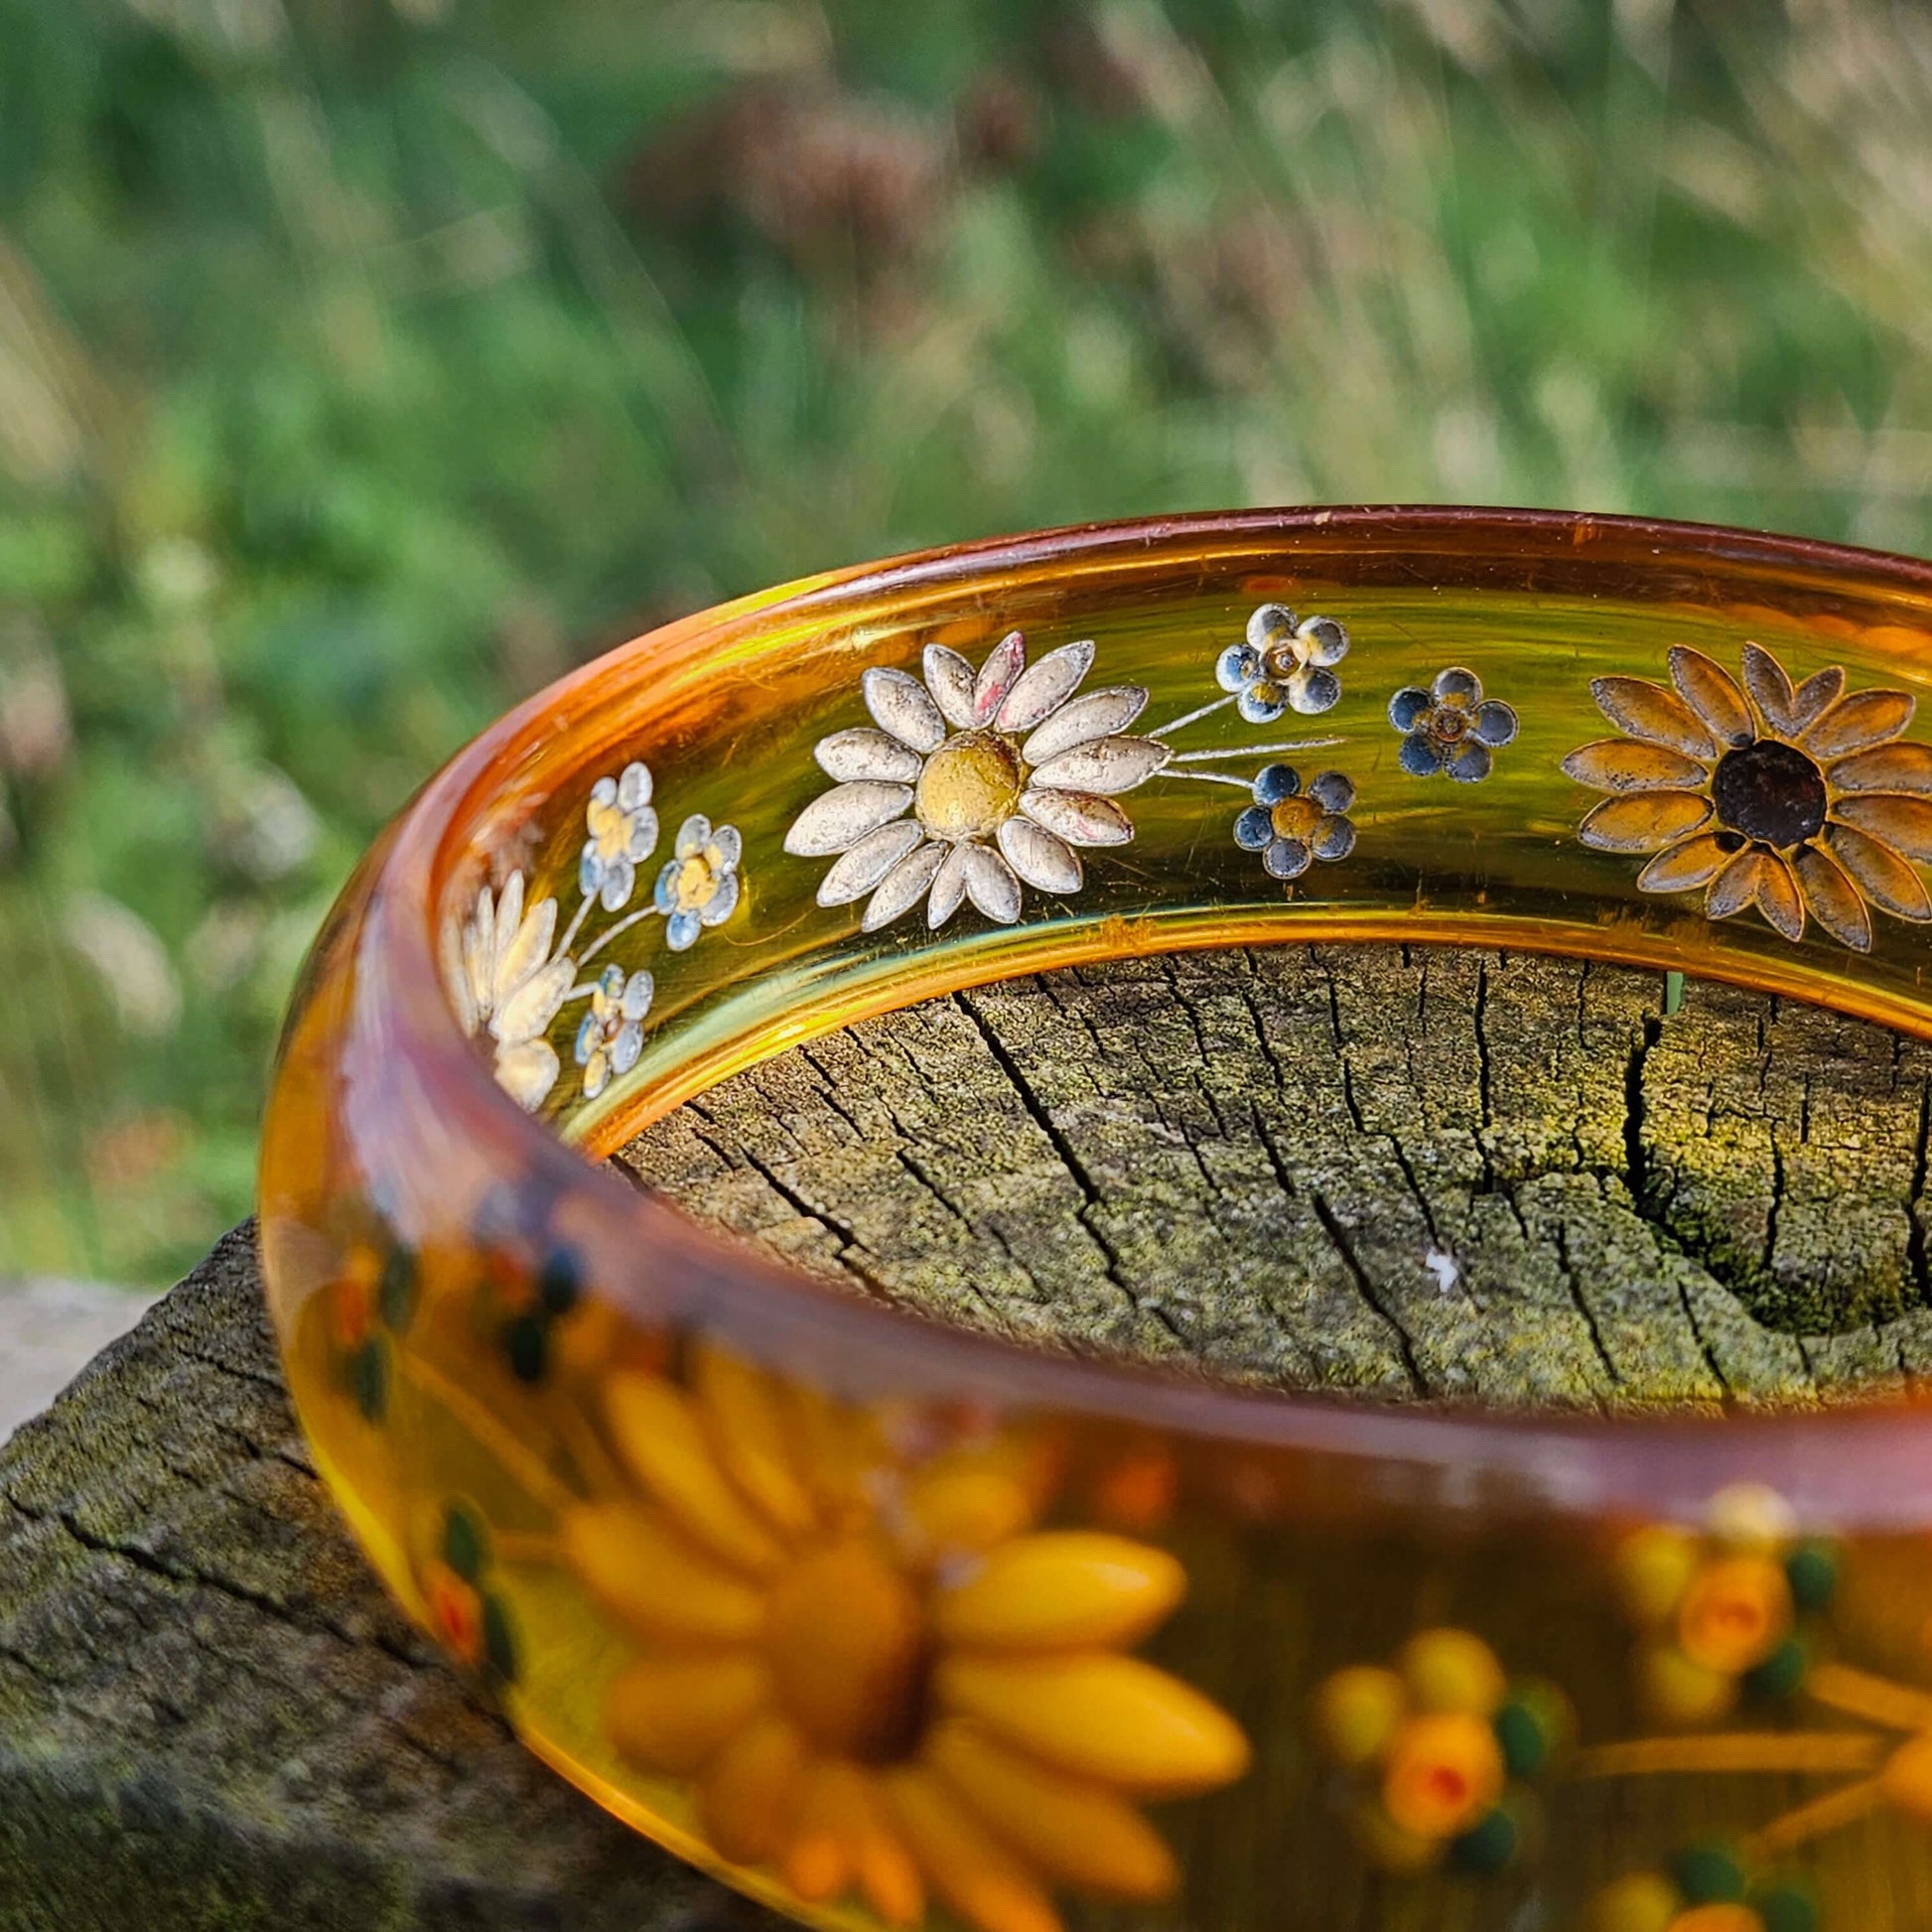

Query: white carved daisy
left=440, top=870, right=575, bottom=1111
left=784, top=630, right=1170, bottom=931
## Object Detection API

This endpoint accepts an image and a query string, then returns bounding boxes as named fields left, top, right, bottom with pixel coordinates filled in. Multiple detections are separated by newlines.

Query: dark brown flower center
left=1712, top=739, right=1826, bottom=850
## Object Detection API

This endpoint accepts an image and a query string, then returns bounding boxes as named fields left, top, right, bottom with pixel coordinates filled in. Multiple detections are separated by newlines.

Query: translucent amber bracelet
left=260, top=509, right=1932, bottom=1932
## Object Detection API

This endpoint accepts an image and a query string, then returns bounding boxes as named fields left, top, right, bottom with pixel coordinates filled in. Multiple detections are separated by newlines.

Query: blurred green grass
left=2, top=0, right=1929, bottom=1284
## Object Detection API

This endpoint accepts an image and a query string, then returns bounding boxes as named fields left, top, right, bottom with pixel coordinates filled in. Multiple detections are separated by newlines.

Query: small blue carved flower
left=1233, top=764, right=1357, bottom=880
left=1388, top=668, right=1518, bottom=782
left=580, top=760, right=659, bottom=910
left=574, top=963, right=654, bottom=1100
left=1215, top=604, right=1350, bottom=722
left=654, top=815, right=744, bottom=950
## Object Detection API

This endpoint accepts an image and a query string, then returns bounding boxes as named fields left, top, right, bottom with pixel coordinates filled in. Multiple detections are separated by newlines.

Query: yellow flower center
left=588, top=796, right=628, bottom=861
left=1270, top=795, right=1322, bottom=842
left=915, top=731, right=1024, bottom=843
left=669, top=854, right=715, bottom=912
left=764, top=1539, right=930, bottom=1762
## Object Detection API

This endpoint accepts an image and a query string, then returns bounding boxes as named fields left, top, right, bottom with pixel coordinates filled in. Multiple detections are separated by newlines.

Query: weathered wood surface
left=0, top=1225, right=768, bottom=1932
left=8, top=943, right=1932, bottom=1928
left=620, top=945, right=1932, bottom=1409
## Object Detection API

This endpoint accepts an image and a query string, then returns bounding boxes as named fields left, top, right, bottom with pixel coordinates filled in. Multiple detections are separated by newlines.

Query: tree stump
left=6, top=945, right=1929, bottom=1928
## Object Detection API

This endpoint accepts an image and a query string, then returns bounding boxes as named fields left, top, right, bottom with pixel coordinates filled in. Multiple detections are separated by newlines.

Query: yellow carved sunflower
left=1564, top=641, right=1932, bottom=951
left=564, top=1350, right=1250, bottom=1932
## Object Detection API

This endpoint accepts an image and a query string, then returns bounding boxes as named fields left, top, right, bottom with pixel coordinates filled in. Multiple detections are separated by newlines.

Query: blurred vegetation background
left=1, top=0, right=1928, bottom=1285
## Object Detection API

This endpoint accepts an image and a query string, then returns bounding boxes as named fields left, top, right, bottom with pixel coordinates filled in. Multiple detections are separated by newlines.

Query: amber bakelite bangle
left=261, top=509, right=1932, bottom=1932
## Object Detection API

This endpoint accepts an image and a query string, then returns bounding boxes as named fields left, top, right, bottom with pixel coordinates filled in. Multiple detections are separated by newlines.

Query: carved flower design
left=1310, top=1628, right=1570, bottom=1874
left=443, top=871, right=575, bottom=1110
left=1233, top=763, right=1356, bottom=880
left=421, top=1501, right=519, bottom=1691
left=1611, top=1483, right=1836, bottom=1728
left=1566, top=643, right=1932, bottom=951
left=1388, top=668, right=1518, bottom=781
left=329, top=1226, right=418, bottom=1423
left=580, top=760, right=660, bottom=911
left=1591, top=1849, right=1817, bottom=1932
left=574, top=964, right=655, bottom=1100
left=567, top=1349, right=1250, bottom=1932
left=785, top=631, right=1171, bottom=932
left=1214, top=603, right=1350, bottom=721
left=652, top=814, right=743, bottom=951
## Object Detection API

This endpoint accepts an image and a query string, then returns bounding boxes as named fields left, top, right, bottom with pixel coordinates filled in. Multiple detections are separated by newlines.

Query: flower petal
left=442, top=917, right=478, bottom=1034
left=1388, top=688, right=1432, bottom=732
left=973, top=631, right=1028, bottom=726
left=1636, top=832, right=1730, bottom=894
left=1793, top=842, right=1873, bottom=953
left=1740, top=642, right=1799, bottom=736
left=997, top=818, right=1081, bottom=895
left=1398, top=732, right=1442, bottom=776
left=1563, top=740, right=1710, bottom=792
left=562, top=1503, right=766, bottom=1644
left=597, top=855, right=635, bottom=911
left=1706, top=848, right=1790, bottom=934
left=1669, top=645, right=1754, bottom=748
left=816, top=728, right=924, bottom=784
left=996, top=640, right=1094, bottom=733
left=934, top=1653, right=1251, bottom=1798
left=1030, top=736, right=1171, bottom=795
left=785, top=781, right=914, bottom=857
left=1311, top=816, right=1356, bottom=862
left=927, top=843, right=972, bottom=929
left=1245, top=603, right=1297, bottom=652
left=1804, top=687, right=1917, bottom=759
left=1825, top=823, right=1932, bottom=921
left=605, top=1372, right=787, bottom=1573
left=699, top=870, right=740, bottom=927
left=1432, top=666, right=1482, bottom=706
left=617, top=759, right=653, bottom=810
left=924, top=645, right=980, bottom=729
left=1020, top=788, right=1135, bottom=847
left=817, top=820, right=926, bottom=906
left=1308, top=770, right=1354, bottom=812
left=924, top=1723, right=1179, bottom=1902
left=1589, top=677, right=1720, bottom=759
left=1791, top=666, right=1845, bottom=730
left=960, top=844, right=1023, bottom=924
left=1579, top=791, right=1713, bottom=853
left=492, top=956, right=574, bottom=1045
left=1445, top=741, right=1492, bottom=784
left=675, top=812, right=711, bottom=860
left=1756, top=853, right=1805, bottom=941
left=1285, top=664, right=1341, bottom=715
left=1022, top=688, right=1150, bottom=765
left=493, top=1037, right=560, bottom=1111
left=1835, top=793, right=1932, bottom=861
left=1264, top=837, right=1311, bottom=879
left=1297, top=614, right=1350, bottom=668
left=698, top=1716, right=808, bottom=1866
left=624, top=807, right=660, bottom=864
left=863, top=841, right=945, bottom=932
left=1828, top=743, right=1932, bottom=793
left=1470, top=700, right=1518, bottom=748
left=607, top=1652, right=770, bottom=1777
left=881, top=1767, right=1063, bottom=1932
left=496, top=892, right=557, bottom=1005
left=936, top=1531, right=1184, bottom=1651
left=865, top=667, right=947, bottom=752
